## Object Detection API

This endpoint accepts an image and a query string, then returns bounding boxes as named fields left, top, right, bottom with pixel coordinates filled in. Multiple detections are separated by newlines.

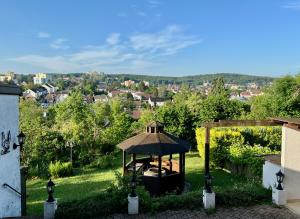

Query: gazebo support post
left=122, top=151, right=126, bottom=176
left=158, top=155, right=162, bottom=194
left=203, top=127, right=215, bottom=209
left=204, top=127, right=212, bottom=192
left=169, top=154, right=172, bottom=172
left=179, top=153, right=184, bottom=191
left=158, top=155, right=162, bottom=178
left=179, top=153, right=183, bottom=174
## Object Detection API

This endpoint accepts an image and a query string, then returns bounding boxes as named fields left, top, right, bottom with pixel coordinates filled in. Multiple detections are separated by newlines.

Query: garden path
left=109, top=205, right=299, bottom=219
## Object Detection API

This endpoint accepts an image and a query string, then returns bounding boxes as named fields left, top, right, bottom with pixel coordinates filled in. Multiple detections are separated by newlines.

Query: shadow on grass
left=186, top=167, right=248, bottom=191
left=27, top=179, right=112, bottom=216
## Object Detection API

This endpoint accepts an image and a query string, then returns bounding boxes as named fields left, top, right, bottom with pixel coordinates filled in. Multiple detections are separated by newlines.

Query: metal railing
left=3, top=183, right=21, bottom=196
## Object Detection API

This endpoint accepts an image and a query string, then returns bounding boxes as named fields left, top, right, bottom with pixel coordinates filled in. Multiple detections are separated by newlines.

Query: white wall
left=281, top=125, right=300, bottom=200
left=262, top=161, right=282, bottom=189
left=0, top=94, right=21, bottom=217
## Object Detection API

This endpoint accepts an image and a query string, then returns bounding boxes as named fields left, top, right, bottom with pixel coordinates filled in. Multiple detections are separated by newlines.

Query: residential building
left=97, top=82, right=107, bottom=91
left=123, top=80, right=135, bottom=87
left=23, top=87, right=48, bottom=99
left=132, top=92, right=152, bottom=101
left=55, top=91, right=69, bottom=103
left=108, top=90, right=128, bottom=98
left=0, top=72, right=15, bottom=82
left=148, top=97, right=165, bottom=107
left=42, top=83, right=57, bottom=93
left=33, top=73, right=50, bottom=85
left=94, top=94, right=108, bottom=102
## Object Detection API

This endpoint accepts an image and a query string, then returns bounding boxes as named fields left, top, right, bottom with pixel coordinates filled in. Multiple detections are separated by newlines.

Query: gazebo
left=117, top=121, right=190, bottom=196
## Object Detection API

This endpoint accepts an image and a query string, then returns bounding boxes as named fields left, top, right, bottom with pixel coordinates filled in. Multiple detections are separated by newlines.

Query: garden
left=23, top=75, right=299, bottom=218
left=27, top=152, right=272, bottom=218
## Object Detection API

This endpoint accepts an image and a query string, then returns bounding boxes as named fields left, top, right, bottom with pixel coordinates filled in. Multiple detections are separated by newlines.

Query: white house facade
left=0, top=84, right=22, bottom=218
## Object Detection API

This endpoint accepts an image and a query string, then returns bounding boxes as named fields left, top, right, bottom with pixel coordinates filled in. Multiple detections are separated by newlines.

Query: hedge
left=196, top=127, right=281, bottom=176
left=55, top=178, right=271, bottom=219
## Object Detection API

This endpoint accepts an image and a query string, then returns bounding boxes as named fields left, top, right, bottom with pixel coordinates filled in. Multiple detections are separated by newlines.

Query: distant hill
left=108, top=73, right=275, bottom=86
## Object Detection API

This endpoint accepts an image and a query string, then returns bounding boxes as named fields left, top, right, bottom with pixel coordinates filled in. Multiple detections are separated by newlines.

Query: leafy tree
left=54, top=90, right=94, bottom=148
left=250, top=75, right=300, bottom=119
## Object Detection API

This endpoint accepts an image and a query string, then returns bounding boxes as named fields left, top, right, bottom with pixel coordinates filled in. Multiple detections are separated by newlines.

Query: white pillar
left=44, top=200, right=57, bottom=219
left=128, top=195, right=139, bottom=215
left=203, top=190, right=215, bottom=209
left=272, top=189, right=287, bottom=205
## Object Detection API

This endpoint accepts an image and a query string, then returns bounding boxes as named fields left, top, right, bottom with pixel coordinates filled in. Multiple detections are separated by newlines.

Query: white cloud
left=11, top=55, right=79, bottom=72
left=282, top=1, right=300, bottom=10
left=148, top=0, right=161, bottom=8
left=137, top=11, right=147, bottom=17
left=10, top=25, right=201, bottom=72
left=130, top=25, right=201, bottom=56
left=117, top=12, right=128, bottom=17
left=38, top=32, right=50, bottom=38
left=106, top=33, right=120, bottom=45
left=50, top=38, right=69, bottom=50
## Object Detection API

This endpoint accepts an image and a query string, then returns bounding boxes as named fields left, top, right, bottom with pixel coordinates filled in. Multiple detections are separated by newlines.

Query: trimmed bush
left=196, top=127, right=244, bottom=167
left=49, top=161, right=73, bottom=178
left=196, top=127, right=281, bottom=176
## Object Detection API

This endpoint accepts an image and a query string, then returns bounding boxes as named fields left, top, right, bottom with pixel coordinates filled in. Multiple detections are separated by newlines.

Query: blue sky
left=1, top=0, right=300, bottom=76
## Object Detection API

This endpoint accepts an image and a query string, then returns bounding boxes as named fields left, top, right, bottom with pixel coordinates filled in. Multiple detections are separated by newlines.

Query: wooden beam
left=202, top=120, right=281, bottom=128
left=204, top=127, right=210, bottom=175
left=122, top=151, right=126, bottom=176
left=132, top=153, right=136, bottom=178
left=158, top=155, right=162, bottom=179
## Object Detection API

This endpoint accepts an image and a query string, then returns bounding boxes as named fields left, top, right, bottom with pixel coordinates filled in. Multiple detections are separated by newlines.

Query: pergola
left=117, top=121, right=190, bottom=196
left=201, top=118, right=296, bottom=193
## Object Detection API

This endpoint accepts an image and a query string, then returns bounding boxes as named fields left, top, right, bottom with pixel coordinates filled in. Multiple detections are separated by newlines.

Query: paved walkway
left=109, top=205, right=299, bottom=219
left=287, top=201, right=300, bottom=216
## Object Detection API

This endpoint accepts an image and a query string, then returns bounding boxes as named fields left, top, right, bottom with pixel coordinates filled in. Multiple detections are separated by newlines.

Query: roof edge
left=0, top=84, right=22, bottom=96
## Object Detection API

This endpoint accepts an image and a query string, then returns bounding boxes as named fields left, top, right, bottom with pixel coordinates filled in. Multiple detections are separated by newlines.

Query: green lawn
left=27, top=152, right=247, bottom=216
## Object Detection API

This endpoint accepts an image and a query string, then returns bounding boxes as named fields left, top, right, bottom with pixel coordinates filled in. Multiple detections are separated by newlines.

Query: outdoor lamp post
left=66, top=141, right=74, bottom=164
left=276, top=170, right=284, bottom=190
left=130, top=180, right=137, bottom=197
left=205, top=173, right=212, bottom=193
left=46, top=179, right=55, bottom=202
left=13, top=131, right=25, bottom=150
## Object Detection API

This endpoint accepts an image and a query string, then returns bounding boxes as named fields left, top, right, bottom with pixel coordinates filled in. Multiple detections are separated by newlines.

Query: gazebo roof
left=117, top=122, right=190, bottom=155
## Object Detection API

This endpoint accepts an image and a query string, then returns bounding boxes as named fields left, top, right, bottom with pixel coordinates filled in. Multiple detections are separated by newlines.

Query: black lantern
left=204, top=173, right=212, bottom=193
left=13, top=131, right=25, bottom=150
left=276, top=170, right=284, bottom=190
left=46, top=179, right=55, bottom=202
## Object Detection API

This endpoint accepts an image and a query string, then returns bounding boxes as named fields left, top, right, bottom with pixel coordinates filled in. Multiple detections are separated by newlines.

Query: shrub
left=229, top=144, right=274, bottom=176
left=28, top=162, right=49, bottom=179
left=55, top=173, right=272, bottom=219
left=215, top=180, right=272, bottom=206
left=49, top=161, right=73, bottom=178
left=196, top=128, right=244, bottom=167
left=88, top=154, right=116, bottom=169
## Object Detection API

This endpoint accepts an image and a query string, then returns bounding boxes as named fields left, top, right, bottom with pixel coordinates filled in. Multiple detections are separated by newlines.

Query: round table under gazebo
left=117, top=121, right=190, bottom=196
